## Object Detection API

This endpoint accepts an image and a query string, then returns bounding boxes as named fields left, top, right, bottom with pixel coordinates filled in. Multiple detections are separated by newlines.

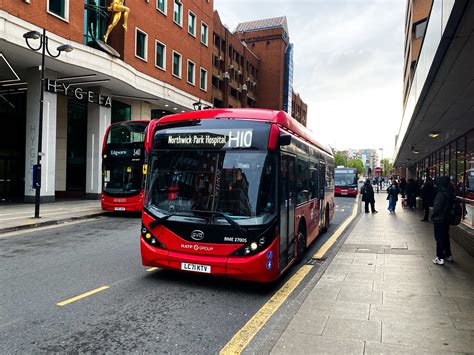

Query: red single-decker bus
left=101, top=120, right=149, bottom=212
left=334, top=167, right=358, bottom=197
left=140, top=109, right=334, bottom=282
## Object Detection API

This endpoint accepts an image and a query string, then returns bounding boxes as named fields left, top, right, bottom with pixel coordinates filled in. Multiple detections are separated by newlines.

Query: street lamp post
left=23, top=29, right=73, bottom=218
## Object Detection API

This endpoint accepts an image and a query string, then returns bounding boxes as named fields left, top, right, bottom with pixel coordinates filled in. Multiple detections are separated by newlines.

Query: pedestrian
left=406, top=178, right=416, bottom=210
left=386, top=180, right=399, bottom=213
left=361, top=179, right=378, bottom=213
left=420, top=177, right=435, bottom=221
left=400, top=178, right=407, bottom=198
left=431, top=176, right=453, bottom=265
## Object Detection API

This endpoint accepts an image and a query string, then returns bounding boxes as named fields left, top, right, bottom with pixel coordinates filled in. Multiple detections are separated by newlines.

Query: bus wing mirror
left=278, top=134, right=291, bottom=147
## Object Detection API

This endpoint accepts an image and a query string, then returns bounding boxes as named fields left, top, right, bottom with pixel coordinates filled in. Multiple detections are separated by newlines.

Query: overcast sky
left=214, top=0, right=405, bottom=159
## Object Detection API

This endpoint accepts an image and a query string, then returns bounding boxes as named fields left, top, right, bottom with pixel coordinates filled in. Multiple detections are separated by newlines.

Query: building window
left=135, top=28, right=148, bottom=61
left=84, top=0, right=107, bottom=45
left=172, top=51, right=182, bottom=78
left=414, top=20, right=427, bottom=38
left=173, top=0, right=183, bottom=26
left=156, top=0, right=166, bottom=14
left=188, top=11, right=196, bottom=36
left=201, top=22, right=208, bottom=46
left=200, top=68, right=207, bottom=91
left=187, top=60, right=195, bottom=85
left=111, top=100, right=131, bottom=124
left=48, top=0, right=69, bottom=20
left=155, top=40, right=166, bottom=70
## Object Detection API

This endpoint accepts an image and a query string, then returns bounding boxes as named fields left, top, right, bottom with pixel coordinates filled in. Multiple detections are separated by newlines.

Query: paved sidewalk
left=0, top=200, right=106, bottom=234
left=272, top=193, right=474, bottom=354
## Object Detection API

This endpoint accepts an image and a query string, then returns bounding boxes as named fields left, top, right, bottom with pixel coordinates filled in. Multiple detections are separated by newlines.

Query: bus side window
left=296, top=158, right=310, bottom=204
left=310, top=162, right=319, bottom=199
left=326, top=165, right=334, bottom=188
left=319, top=162, right=326, bottom=198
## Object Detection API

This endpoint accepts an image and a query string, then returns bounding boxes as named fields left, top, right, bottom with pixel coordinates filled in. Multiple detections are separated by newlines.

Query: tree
left=347, top=159, right=365, bottom=176
left=380, top=159, right=394, bottom=177
left=334, top=152, right=347, bottom=167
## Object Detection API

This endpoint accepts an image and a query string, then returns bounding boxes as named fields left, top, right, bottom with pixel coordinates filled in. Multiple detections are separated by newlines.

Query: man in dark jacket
left=406, top=178, right=416, bottom=210
left=431, top=176, right=453, bottom=265
left=361, top=179, right=377, bottom=213
left=400, top=178, right=407, bottom=198
left=420, top=177, right=436, bottom=221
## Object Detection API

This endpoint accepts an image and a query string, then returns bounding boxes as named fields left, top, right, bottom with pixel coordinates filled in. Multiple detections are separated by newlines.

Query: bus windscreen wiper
left=147, top=209, right=205, bottom=228
left=192, top=210, right=248, bottom=236
left=149, top=213, right=174, bottom=228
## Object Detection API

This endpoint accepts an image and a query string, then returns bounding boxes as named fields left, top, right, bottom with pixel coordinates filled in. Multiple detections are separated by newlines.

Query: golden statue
left=103, top=0, right=130, bottom=43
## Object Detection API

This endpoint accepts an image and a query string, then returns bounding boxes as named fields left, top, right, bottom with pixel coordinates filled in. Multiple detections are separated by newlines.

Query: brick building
left=291, top=91, right=307, bottom=127
left=212, top=15, right=308, bottom=127
left=212, top=11, right=259, bottom=109
left=235, top=16, right=290, bottom=112
left=0, top=0, right=213, bottom=202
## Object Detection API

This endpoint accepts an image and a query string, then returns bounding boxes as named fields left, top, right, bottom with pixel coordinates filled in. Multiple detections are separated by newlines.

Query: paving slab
left=298, top=299, right=370, bottom=321
left=369, top=304, right=455, bottom=328
left=364, top=341, right=463, bottom=355
left=383, top=292, right=461, bottom=312
left=449, top=311, right=474, bottom=331
left=0, top=200, right=106, bottom=234
left=336, top=288, right=383, bottom=305
left=322, top=317, right=381, bottom=342
left=271, top=331, right=364, bottom=355
left=382, top=322, right=474, bottom=353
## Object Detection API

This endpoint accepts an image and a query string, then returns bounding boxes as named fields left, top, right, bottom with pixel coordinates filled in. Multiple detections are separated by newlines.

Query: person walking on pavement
left=420, top=177, right=436, bottom=221
left=361, top=179, right=378, bottom=213
left=399, top=178, right=407, bottom=198
left=406, top=178, right=416, bottom=210
left=387, top=180, right=399, bottom=213
left=431, top=176, right=453, bottom=265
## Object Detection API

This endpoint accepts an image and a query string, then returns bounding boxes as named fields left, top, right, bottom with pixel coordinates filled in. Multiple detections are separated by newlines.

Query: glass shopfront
left=415, top=129, right=474, bottom=228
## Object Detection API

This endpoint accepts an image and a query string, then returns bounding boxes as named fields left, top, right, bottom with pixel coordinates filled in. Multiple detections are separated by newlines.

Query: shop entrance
left=0, top=93, right=26, bottom=202
left=66, top=100, right=87, bottom=195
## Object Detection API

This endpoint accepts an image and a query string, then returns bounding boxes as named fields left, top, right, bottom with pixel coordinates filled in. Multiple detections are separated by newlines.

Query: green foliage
left=380, top=159, right=394, bottom=176
left=347, top=159, right=365, bottom=175
left=334, top=152, right=347, bottom=167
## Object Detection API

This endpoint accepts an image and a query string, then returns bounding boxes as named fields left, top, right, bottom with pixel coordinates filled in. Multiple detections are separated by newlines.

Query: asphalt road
left=0, top=197, right=357, bottom=353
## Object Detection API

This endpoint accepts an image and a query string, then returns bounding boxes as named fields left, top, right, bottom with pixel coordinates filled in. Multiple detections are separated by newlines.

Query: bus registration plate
left=181, top=262, right=211, bottom=274
left=114, top=207, right=126, bottom=211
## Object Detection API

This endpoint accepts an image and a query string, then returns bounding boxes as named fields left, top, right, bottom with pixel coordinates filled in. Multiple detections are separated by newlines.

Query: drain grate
left=306, top=258, right=324, bottom=265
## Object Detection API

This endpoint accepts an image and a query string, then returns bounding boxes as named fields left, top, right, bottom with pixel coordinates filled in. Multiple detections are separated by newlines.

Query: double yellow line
left=220, top=204, right=359, bottom=354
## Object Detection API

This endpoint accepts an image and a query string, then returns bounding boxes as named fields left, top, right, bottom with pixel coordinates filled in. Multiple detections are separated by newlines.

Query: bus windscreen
left=334, top=171, right=357, bottom=186
left=103, top=122, right=147, bottom=196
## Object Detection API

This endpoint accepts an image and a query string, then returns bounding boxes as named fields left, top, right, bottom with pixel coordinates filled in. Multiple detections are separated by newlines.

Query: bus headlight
left=141, top=224, right=165, bottom=249
left=244, top=247, right=251, bottom=255
left=258, top=237, right=265, bottom=246
left=250, top=242, right=258, bottom=251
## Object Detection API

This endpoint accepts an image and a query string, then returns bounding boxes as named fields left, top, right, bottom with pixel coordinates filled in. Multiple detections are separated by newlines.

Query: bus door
left=279, top=153, right=296, bottom=270
left=318, top=161, right=326, bottom=226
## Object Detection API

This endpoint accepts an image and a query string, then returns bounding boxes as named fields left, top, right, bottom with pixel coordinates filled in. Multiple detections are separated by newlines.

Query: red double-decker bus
left=334, top=167, right=358, bottom=197
left=101, top=120, right=149, bottom=212
left=140, top=109, right=334, bottom=282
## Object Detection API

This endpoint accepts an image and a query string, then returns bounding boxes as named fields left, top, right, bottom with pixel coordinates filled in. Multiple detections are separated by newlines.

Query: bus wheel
left=296, top=230, right=306, bottom=262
